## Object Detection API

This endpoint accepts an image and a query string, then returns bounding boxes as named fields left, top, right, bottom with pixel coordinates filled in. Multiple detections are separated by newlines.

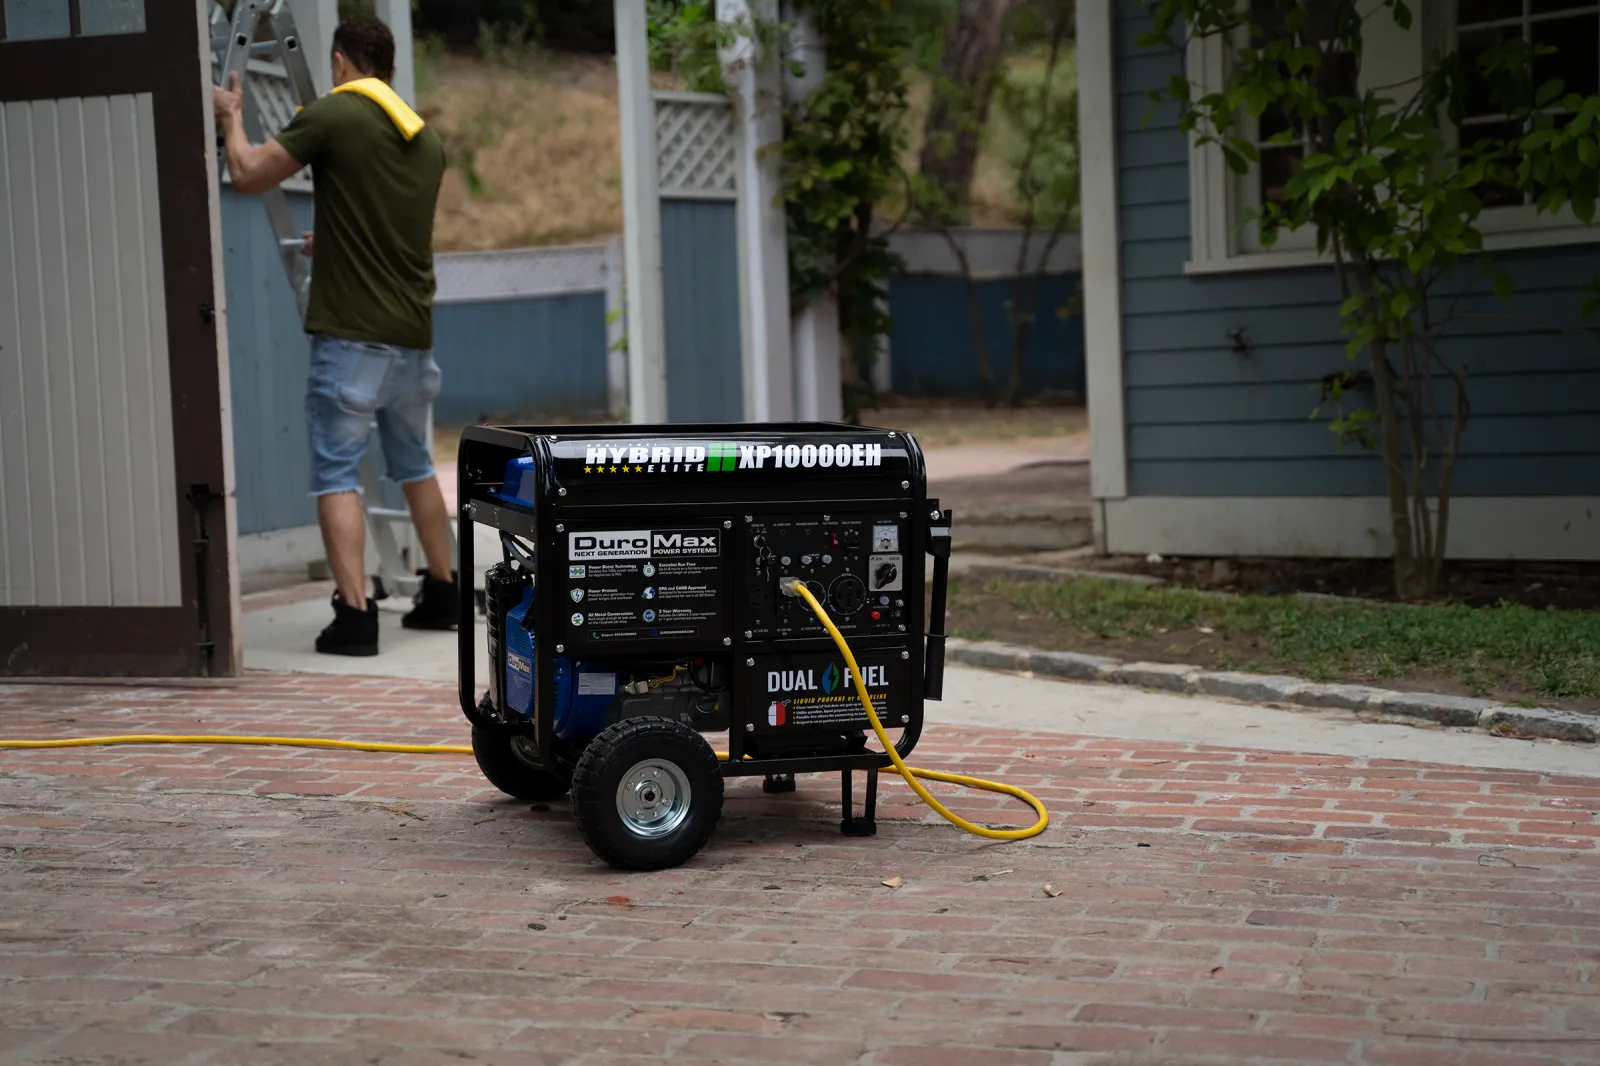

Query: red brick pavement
left=0, top=672, right=1597, bottom=1065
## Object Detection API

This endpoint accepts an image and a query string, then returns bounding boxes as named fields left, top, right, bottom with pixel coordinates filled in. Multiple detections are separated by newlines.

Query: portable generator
left=455, top=422, right=953, bottom=870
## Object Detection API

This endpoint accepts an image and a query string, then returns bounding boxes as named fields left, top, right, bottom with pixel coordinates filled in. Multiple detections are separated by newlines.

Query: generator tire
left=571, top=717, right=723, bottom=871
left=471, top=725, right=572, bottom=801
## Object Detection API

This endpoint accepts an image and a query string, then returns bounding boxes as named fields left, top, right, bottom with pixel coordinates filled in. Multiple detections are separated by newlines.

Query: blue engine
left=500, top=582, right=615, bottom=742
left=495, top=455, right=539, bottom=509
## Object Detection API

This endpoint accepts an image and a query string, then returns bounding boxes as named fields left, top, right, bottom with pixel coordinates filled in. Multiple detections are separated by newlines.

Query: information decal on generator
left=749, top=651, right=911, bottom=734
left=564, top=526, right=727, bottom=647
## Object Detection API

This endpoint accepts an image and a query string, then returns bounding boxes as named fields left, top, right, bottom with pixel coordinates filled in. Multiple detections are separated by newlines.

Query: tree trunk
left=918, top=0, right=1015, bottom=219
left=1367, top=339, right=1424, bottom=599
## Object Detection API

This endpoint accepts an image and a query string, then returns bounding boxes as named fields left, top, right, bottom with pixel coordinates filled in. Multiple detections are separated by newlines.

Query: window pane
left=1259, top=147, right=1303, bottom=204
left=4, top=0, right=71, bottom=40
left=1531, top=0, right=1594, bottom=15
left=1532, top=14, right=1599, bottom=95
left=1250, top=0, right=1288, bottom=45
left=1460, top=119, right=1526, bottom=206
left=1259, top=102, right=1297, bottom=142
left=1461, top=25, right=1518, bottom=117
left=1458, top=0, right=1524, bottom=26
left=79, top=0, right=146, bottom=36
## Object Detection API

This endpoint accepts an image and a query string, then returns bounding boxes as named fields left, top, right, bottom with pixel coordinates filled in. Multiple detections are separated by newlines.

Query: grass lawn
left=948, top=575, right=1600, bottom=712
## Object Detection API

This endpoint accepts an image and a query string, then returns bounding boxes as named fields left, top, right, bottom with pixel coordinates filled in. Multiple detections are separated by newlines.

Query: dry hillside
left=420, top=53, right=629, bottom=251
left=419, top=49, right=1062, bottom=252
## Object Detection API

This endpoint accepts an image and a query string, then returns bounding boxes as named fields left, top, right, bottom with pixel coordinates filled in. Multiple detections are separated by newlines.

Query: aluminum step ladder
left=210, top=0, right=454, bottom=603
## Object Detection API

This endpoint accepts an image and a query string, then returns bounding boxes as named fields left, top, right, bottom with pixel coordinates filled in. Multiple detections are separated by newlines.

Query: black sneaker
left=316, top=592, right=379, bottom=656
left=402, top=569, right=460, bottom=631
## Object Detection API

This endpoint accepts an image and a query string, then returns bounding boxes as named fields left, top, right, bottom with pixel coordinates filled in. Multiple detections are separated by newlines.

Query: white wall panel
left=0, top=93, right=180, bottom=607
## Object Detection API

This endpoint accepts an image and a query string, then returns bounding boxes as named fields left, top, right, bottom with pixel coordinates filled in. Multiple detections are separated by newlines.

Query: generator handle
left=924, top=506, right=952, bottom=701
left=458, top=500, right=486, bottom=727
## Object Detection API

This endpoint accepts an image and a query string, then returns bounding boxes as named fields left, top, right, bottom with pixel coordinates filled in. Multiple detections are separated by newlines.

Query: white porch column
left=603, top=235, right=629, bottom=418
left=792, top=297, right=842, bottom=423
left=782, top=6, right=843, bottom=421
left=288, top=0, right=338, bottom=95
left=719, top=0, right=794, bottom=423
left=871, top=292, right=893, bottom=395
left=614, top=0, right=669, bottom=422
left=374, top=0, right=417, bottom=105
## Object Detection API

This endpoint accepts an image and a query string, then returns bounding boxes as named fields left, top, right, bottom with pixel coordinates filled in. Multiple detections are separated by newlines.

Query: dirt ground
left=434, top=402, right=1089, bottom=471
left=1070, top=554, right=1600, bottom=612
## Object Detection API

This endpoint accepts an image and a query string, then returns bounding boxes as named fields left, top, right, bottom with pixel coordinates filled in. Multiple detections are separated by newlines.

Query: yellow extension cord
left=0, top=585, right=1048, bottom=841
left=785, top=579, right=1048, bottom=840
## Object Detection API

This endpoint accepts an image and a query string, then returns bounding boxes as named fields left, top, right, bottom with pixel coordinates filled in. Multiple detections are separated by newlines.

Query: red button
left=870, top=610, right=881, bottom=620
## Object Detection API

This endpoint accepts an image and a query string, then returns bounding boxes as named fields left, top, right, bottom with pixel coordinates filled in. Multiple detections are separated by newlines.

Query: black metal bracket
left=186, top=483, right=220, bottom=676
left=840, top=767, right=879, bottom=837
left=924, top=503, right=952, bottom=701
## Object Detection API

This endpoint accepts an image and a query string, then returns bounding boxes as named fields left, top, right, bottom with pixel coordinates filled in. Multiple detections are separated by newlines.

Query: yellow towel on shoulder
left=330, top=77, right=425, bottom=141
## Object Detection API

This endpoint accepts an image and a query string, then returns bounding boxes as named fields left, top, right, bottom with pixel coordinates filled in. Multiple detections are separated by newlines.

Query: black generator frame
left=455, top=421, right=953, bottom=832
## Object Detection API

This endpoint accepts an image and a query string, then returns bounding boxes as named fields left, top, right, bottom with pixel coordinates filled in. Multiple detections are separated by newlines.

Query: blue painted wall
left=661, top=199, right=743, bottom=423
left=432, top=294, right=609, bottom=424
left=888, top=273, right=1085, bottom=398
left=1114, top=0, right=1600, bottom=497
left=221, top=187, right=316, bottom=536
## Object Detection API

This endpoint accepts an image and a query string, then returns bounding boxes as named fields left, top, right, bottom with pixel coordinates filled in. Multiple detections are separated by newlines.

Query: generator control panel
left=745, top=513, right=909, bottom=640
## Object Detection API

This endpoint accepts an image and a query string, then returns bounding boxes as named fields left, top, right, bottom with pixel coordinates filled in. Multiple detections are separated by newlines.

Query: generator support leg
left=840, top=767, right=879, bottom=837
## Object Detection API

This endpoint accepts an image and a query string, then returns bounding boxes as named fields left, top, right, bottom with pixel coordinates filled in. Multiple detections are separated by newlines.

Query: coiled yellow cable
left=0, top=590, right=1048, bottom=842
left=784, top=579, right=1048, bottom=841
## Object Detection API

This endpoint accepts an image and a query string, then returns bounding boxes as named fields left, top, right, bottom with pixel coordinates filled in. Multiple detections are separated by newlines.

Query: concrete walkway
left=241, top=583, right=1599, bottom=778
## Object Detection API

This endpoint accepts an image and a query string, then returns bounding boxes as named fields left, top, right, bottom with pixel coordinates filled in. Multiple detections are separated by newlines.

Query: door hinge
left=187, top=484, right=220, bottom=675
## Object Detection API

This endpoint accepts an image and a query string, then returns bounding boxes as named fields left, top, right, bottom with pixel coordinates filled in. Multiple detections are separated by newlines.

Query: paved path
left=2, top=670, right=1597, bottom=1065
left=238, top=583, right=1600, bottom=778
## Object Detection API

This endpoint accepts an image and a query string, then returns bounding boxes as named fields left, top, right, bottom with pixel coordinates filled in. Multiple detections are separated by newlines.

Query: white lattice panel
left=654, top=92, right=738, bottom=200
left=434, top=244, right=613, bottom=304
left=244, top=59, right=312, bottom=188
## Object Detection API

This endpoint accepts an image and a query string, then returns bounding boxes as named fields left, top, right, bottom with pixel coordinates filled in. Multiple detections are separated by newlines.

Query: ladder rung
left=212, top=37, right=282, bottom=57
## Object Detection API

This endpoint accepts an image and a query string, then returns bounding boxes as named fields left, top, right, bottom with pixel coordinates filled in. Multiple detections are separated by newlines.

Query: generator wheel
left=471, top=725, right=572, bottom=801
left=571, top=717, right=723, bottom=871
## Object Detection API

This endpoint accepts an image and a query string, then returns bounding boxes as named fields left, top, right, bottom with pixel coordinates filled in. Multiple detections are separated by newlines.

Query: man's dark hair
left=332, top=16, right=395, bottom=81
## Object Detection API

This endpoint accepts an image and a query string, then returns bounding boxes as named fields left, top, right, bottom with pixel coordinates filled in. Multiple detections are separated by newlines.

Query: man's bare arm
left=213, top=73, right=306, bottom=195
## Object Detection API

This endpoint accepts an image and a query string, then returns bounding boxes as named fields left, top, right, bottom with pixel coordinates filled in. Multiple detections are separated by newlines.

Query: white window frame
left=1184, top=0, right=1600, bottom=274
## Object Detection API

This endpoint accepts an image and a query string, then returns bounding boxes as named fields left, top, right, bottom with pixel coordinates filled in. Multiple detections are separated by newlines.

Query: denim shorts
left=305, top=333, right=442, bottom=496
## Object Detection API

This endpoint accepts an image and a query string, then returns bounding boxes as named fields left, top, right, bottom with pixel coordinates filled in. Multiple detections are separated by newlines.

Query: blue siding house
left=1078, top=0, right=1600, bottom=560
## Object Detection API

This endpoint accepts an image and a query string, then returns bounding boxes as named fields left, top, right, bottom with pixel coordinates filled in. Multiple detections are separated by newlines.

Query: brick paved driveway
left=1, top=672, right=1597, bottom=1065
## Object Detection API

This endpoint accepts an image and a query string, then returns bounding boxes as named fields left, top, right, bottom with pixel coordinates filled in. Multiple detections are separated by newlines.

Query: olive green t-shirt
left=274, top=91, right=447, bottom=350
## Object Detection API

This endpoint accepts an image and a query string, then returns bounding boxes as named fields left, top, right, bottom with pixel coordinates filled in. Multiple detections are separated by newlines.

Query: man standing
left=213, top=15, right=454, bottom=656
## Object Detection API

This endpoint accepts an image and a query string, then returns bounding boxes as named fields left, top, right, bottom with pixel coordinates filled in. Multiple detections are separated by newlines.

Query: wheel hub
left=509, top=735, right=542, bottom=768
left=616, top=758, right=691, bottom=838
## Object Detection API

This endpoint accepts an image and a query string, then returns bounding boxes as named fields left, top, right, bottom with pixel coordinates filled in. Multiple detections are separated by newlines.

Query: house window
left=1248, top=0, right=1360, bottom=208
left=1185, top=0, right=1599, bottom=273
left=0, top=0, right=145, bottom=41
left=1456, top=0, right=1600, bottom=208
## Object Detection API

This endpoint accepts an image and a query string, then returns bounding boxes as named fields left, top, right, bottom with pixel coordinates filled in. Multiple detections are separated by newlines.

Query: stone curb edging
left=944, top=638, right=1599, bottom=745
